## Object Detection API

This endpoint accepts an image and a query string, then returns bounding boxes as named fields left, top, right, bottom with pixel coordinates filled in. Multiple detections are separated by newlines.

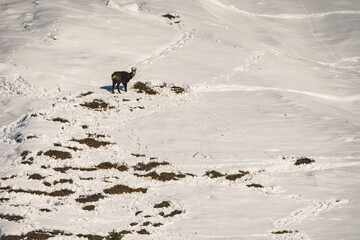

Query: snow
left=0, top=0, right=359, bottom=239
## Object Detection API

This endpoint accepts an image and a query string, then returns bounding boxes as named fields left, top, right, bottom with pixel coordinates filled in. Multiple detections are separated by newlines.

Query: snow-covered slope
left=1, top=0, right=359, bottom=239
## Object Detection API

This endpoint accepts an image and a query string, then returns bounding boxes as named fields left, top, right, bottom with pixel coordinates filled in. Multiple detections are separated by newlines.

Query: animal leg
left=124, top=82, right=128, bottom=92
left=112, top=80, right=115, bottom=94
left=117, top=83, right=121, bottom=93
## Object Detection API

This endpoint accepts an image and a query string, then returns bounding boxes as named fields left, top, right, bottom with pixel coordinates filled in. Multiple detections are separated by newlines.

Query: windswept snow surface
left=1, top=0, right=360, bottom=239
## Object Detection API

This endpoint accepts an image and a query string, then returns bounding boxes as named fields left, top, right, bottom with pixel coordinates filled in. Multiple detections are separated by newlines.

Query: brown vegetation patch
left=20, top=150, right=30, bottom=160
left=129, top=106, right=145, bottom=112
left=119, top=230, right=132, bottom=235
left=43, top=182, right=51, bottom=187
left=37, top=151, right=43, bottom=156
left=82, top=205, right=95, bottom=211
left=96, top=162, right=128, bottom=172
left=52, top=117, right=69, bottom=123
left=137, top=229, right=150, bottom=235
left=82, top=125, right=88, bottom=129
left=123, top=98, right=130, bottom=102
left=130, top=222, right=138, bottom=226
left=40, top=208, right=51, bottom=212
left=153, top=223, right=163, bottom=227
left=7, top=188, right=48, bottom=196
left=76, top=234, right=104, bottom=240
left=205, top=170, right=225, bottom=178
left=49, top=189, right=75, bottom=197
left=53, top=166, right=97, bottom=173
left=135, top=211, right=142, bottom=216
left=80, top=99, right=114, bottom=111
left=77, top=91, right=94, bottom=98
left=104, top=184, right=147, bottom=194
left=133, top=82, right=157, bottom=95
left=28, top=174, right=45, bottom=180
left=225, top=171, right=249, bottom=181
left=44, top=150, right=72, bottom=160
left=295, top=157, right=314, bottom=166
left=80, top=177, right=94, bottom=180
left=0, top=186, right=11, bottom=191
left=72, top=138, right=111, bottom=148
left=54, top=143, right=81, bottom=152
left=1, top=235, right=22, bottom=240
left=142, top=221, right=151, bottom=226
left=171, top=86, right=186, bottom=94
left=272, top=230, right=293, bottom=234
left=133, top=161, right=169, bottom=171
left=247, top=183, right=264, bottom=188
left=1, top=175, right=16, bottom=180
left=76, top=193, right=105, bottom=203
left=162, top=13, right=176, bottom=20
left=0, top=198, right=10, bottom=202
left=53, top=167, right=72, bottom=173
left=53, top=179, right=73, bottom=185
left=26, top=135, right=37, bottom=139
left=154, top=201, right=170, bottom=208
left=163, top=210, right=182, bottom=218
left=87, top=133, right=106, bottom=138
left=135, top=171, right=186, bottom=181
left=21, top=159, right=34, bottom=165
left=131, top=153, right=146, bottom=158
left=0, top=214, right=24, bottom=222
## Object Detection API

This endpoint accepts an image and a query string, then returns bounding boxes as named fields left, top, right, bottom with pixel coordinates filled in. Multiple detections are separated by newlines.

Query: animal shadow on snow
left=100, top=85, right=124, bottom=93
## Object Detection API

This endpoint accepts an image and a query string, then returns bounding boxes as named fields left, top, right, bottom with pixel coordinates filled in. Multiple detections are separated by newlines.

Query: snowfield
left=0, top=0, right=360, bottom=239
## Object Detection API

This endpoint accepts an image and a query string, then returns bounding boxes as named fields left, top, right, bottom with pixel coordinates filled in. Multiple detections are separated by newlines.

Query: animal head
left=131, top=67, right=137, bottom=76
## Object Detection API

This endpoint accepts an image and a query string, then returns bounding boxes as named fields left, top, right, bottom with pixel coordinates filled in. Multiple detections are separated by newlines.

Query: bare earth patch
left=103, top=184, right=147, bottom=194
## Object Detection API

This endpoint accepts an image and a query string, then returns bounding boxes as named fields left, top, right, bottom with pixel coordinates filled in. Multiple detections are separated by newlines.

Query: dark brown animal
left=111, top=67, right=137, bottom=93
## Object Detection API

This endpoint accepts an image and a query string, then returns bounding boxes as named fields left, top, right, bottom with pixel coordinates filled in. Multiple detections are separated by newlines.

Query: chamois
left=111, top=67, right=137, bottom=93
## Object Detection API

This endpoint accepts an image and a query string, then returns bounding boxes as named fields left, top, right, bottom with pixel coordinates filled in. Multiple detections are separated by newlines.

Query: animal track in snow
left=137, top=30, right=194, bottom=66
left=208, top=0, right=360, bottom=20
left=272, top=199, right=351, bottom=239
left=192, top=84, right=360, bottom=102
